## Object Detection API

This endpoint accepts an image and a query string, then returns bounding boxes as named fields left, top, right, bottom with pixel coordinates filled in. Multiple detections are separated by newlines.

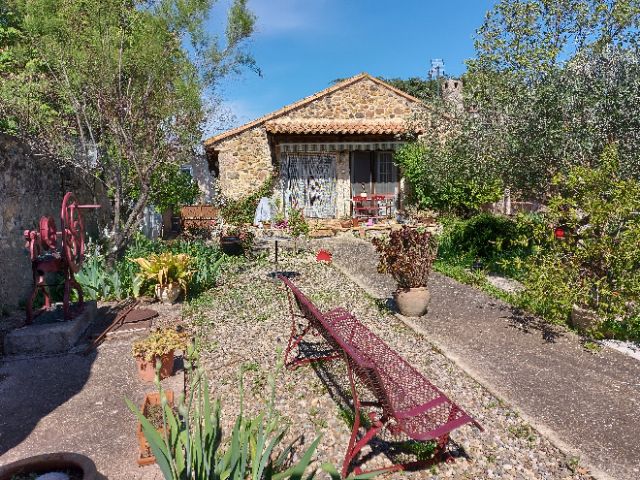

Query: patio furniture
left=352, top=194, right=395, bottom=221
left=279, top=275, right=483, bottom=477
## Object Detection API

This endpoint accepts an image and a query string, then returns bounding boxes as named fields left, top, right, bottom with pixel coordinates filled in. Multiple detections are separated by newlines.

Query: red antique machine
left=23, top=192, right=100, bottom=324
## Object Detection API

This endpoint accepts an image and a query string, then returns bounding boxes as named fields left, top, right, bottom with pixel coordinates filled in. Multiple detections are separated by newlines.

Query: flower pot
left=155, top=282, right=181, bottom=304
left=0, top=452, right=98, bottom=480
left=340, top=220, right=352, bottom=229
left=220, top=235, right=243, bottom=255
left=570, top=304, right=601, bottom=332
left=394, top=287, right=430, bottom=317
left=137, top=391, right=175, bottom=466
left=135, top=350, right=174, bottom=382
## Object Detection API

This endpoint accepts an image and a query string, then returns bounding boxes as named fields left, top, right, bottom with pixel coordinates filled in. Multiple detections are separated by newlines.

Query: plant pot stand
left=137, top=391, right=175, bottom=466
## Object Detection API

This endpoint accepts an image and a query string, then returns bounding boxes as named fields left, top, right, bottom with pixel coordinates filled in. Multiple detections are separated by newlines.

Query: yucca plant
left=127, top=349, right=378, bottom=480
left=132, top=252, right=194, bottom=296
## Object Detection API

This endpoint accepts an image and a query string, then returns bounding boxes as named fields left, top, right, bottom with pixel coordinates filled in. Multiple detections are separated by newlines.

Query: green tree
left=0, top=0, right=257, bottom=255
left=462, top=0, right=640, bottom=197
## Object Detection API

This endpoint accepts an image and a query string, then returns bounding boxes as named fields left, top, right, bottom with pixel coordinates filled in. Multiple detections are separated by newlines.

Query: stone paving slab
left=314, top=236, right=640, bottom=480
left=0, top=329, right=183, bottom=479
left=4, top=301, right=97, bottom=355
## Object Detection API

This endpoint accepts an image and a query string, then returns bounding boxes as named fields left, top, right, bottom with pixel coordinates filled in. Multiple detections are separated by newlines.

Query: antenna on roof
left=428, top=59, right=446, bottom=80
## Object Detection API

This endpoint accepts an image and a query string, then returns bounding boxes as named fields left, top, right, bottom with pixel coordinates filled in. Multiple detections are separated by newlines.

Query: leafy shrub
left=221, top=175, right=275, bottom=225
left=521, top=145, right=640, bottom=337
left=372, top=226, right=438, bottom=288
left=437, top=212, right=548, bottom=277
left=395, top=142, right=503, bottom=216
left=76, top=236, right=223, bottom=300
left=286, top=207, right=309, bottom=237
left=166, top=241, right=225, bottom=294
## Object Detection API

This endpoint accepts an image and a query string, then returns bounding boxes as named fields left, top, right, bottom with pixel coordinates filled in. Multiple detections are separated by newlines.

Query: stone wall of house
left=215, top=126, right=273, bottom=200
left=286, top=77, right=420, bottom=120
left=210, top=77, right=426, bottom=205
left=0, top=134, right=109, bottom=309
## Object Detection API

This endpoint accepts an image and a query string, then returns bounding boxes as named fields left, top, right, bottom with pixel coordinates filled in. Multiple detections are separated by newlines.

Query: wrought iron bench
left=279, top=275, right=483, bottom=477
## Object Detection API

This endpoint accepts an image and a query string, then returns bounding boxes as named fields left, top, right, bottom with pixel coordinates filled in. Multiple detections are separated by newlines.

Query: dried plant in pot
left=373, top=226, right=438, bottom=317
left=132, top=328, right=188, bottom=382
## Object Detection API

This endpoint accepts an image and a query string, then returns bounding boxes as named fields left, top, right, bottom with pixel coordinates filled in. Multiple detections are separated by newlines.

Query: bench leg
left=341, top=364, right=455, bottom=477
left=341, top=363, right=387, bottom=478
left=284, top=318, right=341, bottom=369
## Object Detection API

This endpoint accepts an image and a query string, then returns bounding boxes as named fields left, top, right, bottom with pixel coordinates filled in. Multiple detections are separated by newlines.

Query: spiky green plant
left=127, top=349, right=378, bottom=479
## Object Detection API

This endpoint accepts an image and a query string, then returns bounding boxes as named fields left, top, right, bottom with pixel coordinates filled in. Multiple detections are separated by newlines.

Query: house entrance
left=350, top=151, right=399, bottom=216
left=280, top=152, right=337, bottom=218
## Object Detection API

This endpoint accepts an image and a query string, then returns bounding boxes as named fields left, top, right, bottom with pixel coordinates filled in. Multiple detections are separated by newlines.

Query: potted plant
left=136, top=390, right=175, bottom=466
left=132, top=252, right=193, bottom=303
left=220, top=225, right=254, bottom=256
left=372, top=226, right=438, bottom=317
left=132, top=327, right=188, bottom=382
left=0, top=452, right=98, bottom=480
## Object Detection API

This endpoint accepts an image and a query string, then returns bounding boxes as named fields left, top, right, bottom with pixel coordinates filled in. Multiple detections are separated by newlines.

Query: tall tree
left=463, top=0, right=640, bottom=197
left=0, top=0, right=257, bottom=254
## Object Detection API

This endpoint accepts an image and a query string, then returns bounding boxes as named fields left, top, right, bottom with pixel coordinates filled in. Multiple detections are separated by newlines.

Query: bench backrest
left=279, top=275, right=377, bottom=374
left=280, top=275, right=391, bottom=408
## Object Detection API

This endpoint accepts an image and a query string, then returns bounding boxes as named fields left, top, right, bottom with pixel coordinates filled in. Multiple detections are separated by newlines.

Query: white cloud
left=249, top=0, right=334, bottom=36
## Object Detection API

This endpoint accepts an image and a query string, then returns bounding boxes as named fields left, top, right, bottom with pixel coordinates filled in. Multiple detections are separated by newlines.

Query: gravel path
left=312, top=235, right=640, bottom=480
left=188, top=250, right=595, bottom=479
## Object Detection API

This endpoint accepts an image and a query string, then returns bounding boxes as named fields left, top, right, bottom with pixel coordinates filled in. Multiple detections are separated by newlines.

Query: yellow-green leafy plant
left=132, top=328, right=189, bottom=361
left=132, top=253, right=194, bottom=296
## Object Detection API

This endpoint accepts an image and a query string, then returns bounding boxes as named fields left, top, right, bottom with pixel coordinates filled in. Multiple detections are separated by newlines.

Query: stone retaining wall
left=0, top=134, right=108, bottom=309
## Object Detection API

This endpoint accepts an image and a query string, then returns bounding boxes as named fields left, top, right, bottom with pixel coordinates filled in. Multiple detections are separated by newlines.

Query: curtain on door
left=281, top=153, right=337, bottom=218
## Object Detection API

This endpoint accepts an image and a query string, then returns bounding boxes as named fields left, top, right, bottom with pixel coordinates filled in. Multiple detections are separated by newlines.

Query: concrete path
left=0, top=315, right=182, bottom=479
left=315, top=236, right=640, bottom=480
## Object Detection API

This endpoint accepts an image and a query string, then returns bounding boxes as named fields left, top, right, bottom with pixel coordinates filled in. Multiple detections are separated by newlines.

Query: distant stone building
left=203, top=73, right=430, bottom=219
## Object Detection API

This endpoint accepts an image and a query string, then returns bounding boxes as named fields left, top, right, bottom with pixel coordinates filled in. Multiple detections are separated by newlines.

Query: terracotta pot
left=340, top=220, right=352, bottom=229
left=220, top=235, right=243, bottom=255
left=155, top=282, right=181, bottom=304
left=0, top=452, right=98, bottom=480
left=135, top=350, right=174, bottom=382
left=137, top=391, right=175, bottom=466
left=394, top=287, right=430, bottom=317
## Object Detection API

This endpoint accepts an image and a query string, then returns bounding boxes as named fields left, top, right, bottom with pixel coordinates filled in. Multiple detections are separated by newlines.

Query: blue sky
left=205, top=0, right=496, bottom=135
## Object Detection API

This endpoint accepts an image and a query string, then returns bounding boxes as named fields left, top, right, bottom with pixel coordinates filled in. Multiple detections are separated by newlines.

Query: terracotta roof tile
left=204, top=73, right=428, bottom=147
left=265, top=119, right=417, bottom=135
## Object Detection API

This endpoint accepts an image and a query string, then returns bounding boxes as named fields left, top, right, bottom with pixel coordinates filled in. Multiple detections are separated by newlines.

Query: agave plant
left=132, top=252, right=194, bottom=296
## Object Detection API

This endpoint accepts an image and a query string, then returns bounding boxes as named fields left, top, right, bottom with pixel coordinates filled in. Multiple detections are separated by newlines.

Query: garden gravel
left=187, top=249, right=595, bottom=479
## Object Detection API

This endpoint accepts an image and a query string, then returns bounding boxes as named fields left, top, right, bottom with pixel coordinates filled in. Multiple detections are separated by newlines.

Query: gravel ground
left=186, top=249, right=593, bottom=480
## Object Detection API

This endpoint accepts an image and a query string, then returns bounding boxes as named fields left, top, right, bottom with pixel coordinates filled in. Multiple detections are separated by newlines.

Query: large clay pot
left=135, top=350, right=174, bottom=382
left=0, top=452, right=98, bottom=480
left=155, top=282, right=181, bottom=304
left=220, top=235, right=243, bottom=255
left=394, top=287, right=431, bottom=317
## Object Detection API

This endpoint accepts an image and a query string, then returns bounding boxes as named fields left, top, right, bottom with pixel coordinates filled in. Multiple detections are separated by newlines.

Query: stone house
left=203, top=73, right=429, bottom=219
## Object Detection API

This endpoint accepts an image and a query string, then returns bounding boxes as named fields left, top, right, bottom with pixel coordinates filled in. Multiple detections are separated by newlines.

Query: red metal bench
left=279, top=275, right=483, bottom=477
